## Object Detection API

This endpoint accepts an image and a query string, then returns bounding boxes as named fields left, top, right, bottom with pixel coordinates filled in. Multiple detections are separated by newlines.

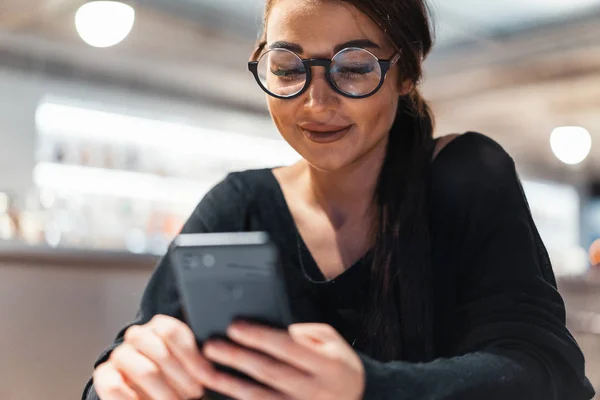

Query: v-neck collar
left=264, top=168, right=372, bottom=284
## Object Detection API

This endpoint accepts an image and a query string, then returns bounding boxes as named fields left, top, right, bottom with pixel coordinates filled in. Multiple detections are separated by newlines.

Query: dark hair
left=253, top=0, right=436, bottom=362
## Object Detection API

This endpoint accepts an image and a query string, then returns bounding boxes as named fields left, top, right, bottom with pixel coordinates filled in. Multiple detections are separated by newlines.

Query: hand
left=200, top=322, right=366, bottom=400
left=93, top=315, right=213, bottom=400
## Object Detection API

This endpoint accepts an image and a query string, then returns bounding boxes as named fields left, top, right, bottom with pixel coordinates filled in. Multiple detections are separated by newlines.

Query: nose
left=303, top=68, right=338, bottom=112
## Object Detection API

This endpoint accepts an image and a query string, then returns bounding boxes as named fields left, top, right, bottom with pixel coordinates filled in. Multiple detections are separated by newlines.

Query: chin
left=306, top=160, right=348, bottom=172
left=281, top=127, right=373, bottom=172
left=299, top=149, right=356, bottom=172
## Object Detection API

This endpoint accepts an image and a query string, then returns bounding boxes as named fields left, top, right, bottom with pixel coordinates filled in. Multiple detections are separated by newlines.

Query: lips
left=299, top=123, right=353, bottom=144
left=299, top=123, right=352, bottom=133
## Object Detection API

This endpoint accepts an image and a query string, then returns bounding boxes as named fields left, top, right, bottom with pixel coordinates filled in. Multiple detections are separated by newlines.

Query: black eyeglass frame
left=248, top=47, right=401, bottom=100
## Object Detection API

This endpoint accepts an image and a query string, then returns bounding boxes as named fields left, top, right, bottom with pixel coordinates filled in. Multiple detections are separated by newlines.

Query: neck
left=301, top=138, right=388, bottom=229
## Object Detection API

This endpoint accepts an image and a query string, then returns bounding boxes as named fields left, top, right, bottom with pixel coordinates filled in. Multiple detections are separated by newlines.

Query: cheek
left=267, top=97, right=300, bottom=139
left=348, top=95, right=398, bottom=141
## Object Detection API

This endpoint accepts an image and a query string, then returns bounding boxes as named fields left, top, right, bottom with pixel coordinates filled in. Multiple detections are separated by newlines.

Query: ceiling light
left=75, top=1, right=135, bottom=48
left=550, top=126, right=592, bottom=165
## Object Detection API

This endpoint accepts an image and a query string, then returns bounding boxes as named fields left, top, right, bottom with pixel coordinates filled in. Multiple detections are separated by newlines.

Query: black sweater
left=83, top=132, right=595, bottom=400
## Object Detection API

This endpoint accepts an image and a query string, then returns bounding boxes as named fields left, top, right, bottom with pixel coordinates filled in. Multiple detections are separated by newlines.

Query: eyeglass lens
left=256, top=48, right=383, bottom=98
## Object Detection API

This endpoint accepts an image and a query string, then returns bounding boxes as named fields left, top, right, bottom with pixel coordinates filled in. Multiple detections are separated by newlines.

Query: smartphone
left=170, top=232, right=294, bottom=399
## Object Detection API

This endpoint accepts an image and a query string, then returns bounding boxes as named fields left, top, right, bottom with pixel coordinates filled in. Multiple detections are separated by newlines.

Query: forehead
left=265, top=0, right=392, bottom=56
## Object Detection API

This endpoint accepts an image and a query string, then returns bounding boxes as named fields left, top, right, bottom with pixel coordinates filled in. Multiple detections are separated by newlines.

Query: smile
left=300, top=125, right=353, bottom=144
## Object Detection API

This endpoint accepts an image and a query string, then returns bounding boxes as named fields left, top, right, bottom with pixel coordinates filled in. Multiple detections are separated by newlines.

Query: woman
left=85, top=0, right=595, bottom=399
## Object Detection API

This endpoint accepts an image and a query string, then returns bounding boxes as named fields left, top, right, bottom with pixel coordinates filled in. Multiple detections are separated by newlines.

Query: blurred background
left=0, top=0, right=599, bottom=398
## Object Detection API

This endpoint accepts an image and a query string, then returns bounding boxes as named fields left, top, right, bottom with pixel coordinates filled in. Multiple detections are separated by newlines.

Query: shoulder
left=429, top=132, right=522, bottom=223
left=428, top=133, right=530, bottom=262
left=225, top=168, right=280, bottom=200
left=184, top=168, right=275, bottom=232
left=200, top=168, right=274, bottom=203
left=432, top=133, right=461, bottom=160
left=431, top=131, right=516, bottom=194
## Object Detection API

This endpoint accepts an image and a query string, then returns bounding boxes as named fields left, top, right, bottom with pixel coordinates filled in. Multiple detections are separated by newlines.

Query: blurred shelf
left=33, top=162, right=213, bottom=204
left=567, top=309, right=600, bottom=336
left=35, top=100, right=299, bottom=165
left=0, top=240, right=158, bottom=269
left=558, top=270, right=600, bottom=290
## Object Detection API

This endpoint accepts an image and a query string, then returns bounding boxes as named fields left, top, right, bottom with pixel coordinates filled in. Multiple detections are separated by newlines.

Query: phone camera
left=203, top=254, right=216, bottom=268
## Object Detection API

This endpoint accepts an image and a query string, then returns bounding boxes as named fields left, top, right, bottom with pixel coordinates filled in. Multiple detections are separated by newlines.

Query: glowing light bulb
left=550, top=126, right=592, bottom=165
left=75, top=1, right=135, bottom=48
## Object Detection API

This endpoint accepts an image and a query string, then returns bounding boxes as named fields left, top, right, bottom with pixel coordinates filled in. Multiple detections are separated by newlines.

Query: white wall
left=0, top=68, right=40, bottom=200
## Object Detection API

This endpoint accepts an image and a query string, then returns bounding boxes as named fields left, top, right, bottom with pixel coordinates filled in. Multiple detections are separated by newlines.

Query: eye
left=270, top=66, right=306, bottom=82
left=271, top=67, right=305, bottom=77
left=333, top=64, right=375, bottom=78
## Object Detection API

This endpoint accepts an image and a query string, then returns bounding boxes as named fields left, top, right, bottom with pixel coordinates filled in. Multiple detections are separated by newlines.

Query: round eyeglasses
left=248, top=47, right=401, bottom=100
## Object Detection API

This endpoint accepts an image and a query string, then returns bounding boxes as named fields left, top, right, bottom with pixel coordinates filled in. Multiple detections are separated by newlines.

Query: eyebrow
left=268, top=39, right=381, bottom=55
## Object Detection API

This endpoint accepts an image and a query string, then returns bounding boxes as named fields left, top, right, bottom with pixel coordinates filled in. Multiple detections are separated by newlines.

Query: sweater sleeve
left=82, top=173, right=248, bottom=400
left=359, top=133, right=595, bottom=400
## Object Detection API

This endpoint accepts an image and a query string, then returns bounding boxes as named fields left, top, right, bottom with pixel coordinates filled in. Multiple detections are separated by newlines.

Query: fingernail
left=227, top=323, right=245, bottom=338
left=204, top=340, right=222, bottom=354
left=203, top=346, right=216, bottom=359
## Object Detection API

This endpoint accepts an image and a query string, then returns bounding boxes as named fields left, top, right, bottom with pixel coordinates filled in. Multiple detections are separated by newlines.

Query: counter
left=0, top=247, right=598, bottom=399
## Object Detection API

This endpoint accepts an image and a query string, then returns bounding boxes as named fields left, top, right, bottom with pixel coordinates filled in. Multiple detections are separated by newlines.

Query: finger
left=121, top=375, right=154, bottom=400
left=124, top=325, right=204, bottom=399
left=203, top=340, right=309, bottom=397
left=289, top=323, right=342, bottom=342
left=197, top=363, right=286, bottom=400
left=110, top=343, right=180, bottom=400
left=288, top=323, right=349, bottom=355
left=93, top=362, right=141, bottom=400
left=148, top=315, right=215, bottom=383
left=226, top=322, right=324, bottom=373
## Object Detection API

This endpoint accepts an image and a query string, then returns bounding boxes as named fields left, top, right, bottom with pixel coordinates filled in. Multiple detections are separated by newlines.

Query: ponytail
left=357, top=88, right=435, bottom=362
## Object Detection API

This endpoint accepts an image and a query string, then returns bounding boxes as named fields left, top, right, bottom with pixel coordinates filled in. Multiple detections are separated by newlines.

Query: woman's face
left=264, top=0, right=409, bottom=171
